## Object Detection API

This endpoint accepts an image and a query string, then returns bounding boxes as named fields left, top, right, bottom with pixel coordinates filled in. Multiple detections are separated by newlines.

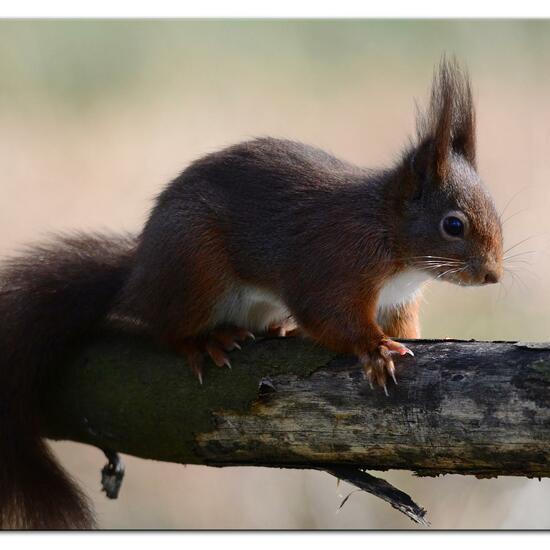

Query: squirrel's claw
left=205, top=326, right=254, bottom=368
left=205, top=342, right=230, bottom=367
left=359, top=339, right=412, bottom=394
left=186, top=351, right=204, bottom=385
left=181, top=325, right=254, bottom=383
left=381, top=338, right=414, bottom=357
left=209, top=326, right=255, bottom=352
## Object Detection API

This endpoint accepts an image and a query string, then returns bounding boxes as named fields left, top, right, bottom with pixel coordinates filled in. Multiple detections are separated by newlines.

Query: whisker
left=411, top=259, right=465, bottom=266
left=504, top=259, right=534, bottom=267
left=505, top=265, right=540, bottom=282
left=412, top=263, right=463, bottom=274
left=503, top=250, right=536, bottom=261
left=496, top=274, right=509, bottom=301
left=504, top=268, right=529, bottom=292
left=501, top=208, right=529, bottom=226
left=503, top=236, right=536, bottom=256
left=389, top=255, right=467, bottom=263
left=434, top=266, right=466, bottom=281
left=413, top=263, right=464, bottom=270
left=498, top=185, right=530, bottom=222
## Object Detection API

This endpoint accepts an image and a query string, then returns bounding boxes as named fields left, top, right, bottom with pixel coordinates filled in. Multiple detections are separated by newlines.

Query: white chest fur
left=376, top=269, right=430, bottom=311
left=211, top=269, right=428, bottom=332
left=210, top=284, right=290, bottom=332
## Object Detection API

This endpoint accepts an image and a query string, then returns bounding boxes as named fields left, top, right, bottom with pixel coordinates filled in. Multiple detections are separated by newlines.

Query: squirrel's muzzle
left=482, top=269, right=501, bottom=285
left=471, top=259, right=503, bottom=285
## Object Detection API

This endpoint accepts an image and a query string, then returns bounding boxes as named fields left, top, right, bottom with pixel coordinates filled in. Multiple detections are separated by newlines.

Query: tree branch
left=41, top=333, right=550, bottom=524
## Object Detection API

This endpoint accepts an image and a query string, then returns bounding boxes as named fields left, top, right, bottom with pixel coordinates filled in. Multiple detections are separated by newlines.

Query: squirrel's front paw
left=358, top=338, right=414, bottom=395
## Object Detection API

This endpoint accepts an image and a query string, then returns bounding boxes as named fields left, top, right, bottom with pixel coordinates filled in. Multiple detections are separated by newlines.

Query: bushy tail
left=0, top=233, right=136, bottom=529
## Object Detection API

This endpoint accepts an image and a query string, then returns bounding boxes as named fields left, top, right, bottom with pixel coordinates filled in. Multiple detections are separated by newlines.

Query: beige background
left=0, top=20, right=549, bottom=528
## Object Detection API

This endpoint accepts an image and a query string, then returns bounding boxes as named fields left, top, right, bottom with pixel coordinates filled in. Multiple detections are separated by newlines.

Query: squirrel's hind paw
left=205, top=326, right=255, bottom=368
left=182, top=326, right=255, bottom=384
left=266, top=317, right=301, bottom=338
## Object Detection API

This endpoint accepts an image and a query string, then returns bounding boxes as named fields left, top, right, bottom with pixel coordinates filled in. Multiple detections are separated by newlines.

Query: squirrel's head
left=397, top=58, right=503, bottom=286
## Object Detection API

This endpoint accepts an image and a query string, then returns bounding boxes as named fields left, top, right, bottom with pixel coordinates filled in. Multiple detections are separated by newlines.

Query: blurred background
left=0, top=19, right=549, bottom=529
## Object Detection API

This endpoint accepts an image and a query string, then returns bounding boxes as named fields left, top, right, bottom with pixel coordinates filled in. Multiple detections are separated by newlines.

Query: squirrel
left=0, top=59, right=503, bottom=529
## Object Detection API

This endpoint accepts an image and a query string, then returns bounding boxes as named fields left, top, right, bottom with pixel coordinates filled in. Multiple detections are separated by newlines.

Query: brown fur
left=379, top=300, right=422, bottom=339
left=0, top=58, right=503, bottom=528
left=0, top=234, right=135, bottom=528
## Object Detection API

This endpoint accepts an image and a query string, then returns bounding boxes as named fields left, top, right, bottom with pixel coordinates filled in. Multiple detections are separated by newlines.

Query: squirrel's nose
left=483, top=270, right=500, bottom=284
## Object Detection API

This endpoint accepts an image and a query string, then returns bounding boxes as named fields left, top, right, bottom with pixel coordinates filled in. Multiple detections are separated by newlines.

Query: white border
left=9, top=532, right=550, bottom=550
left=0, top=1, right=549, bottom=18
left=1, top=2, right=548, bottom=545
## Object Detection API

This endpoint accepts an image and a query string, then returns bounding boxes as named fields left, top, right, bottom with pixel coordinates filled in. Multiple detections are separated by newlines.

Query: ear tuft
left=416, top=56, right=476, bottom=178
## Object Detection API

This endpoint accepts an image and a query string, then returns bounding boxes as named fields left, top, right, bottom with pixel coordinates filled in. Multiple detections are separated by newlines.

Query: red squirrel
left=0, top=59, right=503, bottom=529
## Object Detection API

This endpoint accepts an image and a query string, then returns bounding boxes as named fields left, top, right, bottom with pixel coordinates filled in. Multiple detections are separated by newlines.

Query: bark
left=40, top=333, right=550, bottom=524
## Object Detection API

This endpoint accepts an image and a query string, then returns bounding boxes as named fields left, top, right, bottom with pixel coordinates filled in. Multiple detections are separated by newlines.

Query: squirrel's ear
left=405, top=138, right=433, bottom=199
left=410, top=138, right=433, bottom=181
left=451, top=74, right=476, bottom=167
left=416, top=57, right=477, bottom=180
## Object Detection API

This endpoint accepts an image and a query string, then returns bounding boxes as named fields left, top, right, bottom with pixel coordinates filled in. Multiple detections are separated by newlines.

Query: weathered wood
left=42, top=333, right=550, bottom=478
left=328, top=466, right=429, bottom=525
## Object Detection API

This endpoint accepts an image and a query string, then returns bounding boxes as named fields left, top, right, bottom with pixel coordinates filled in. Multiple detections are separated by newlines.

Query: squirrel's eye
left=442, top=216, right=464, bottom=238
